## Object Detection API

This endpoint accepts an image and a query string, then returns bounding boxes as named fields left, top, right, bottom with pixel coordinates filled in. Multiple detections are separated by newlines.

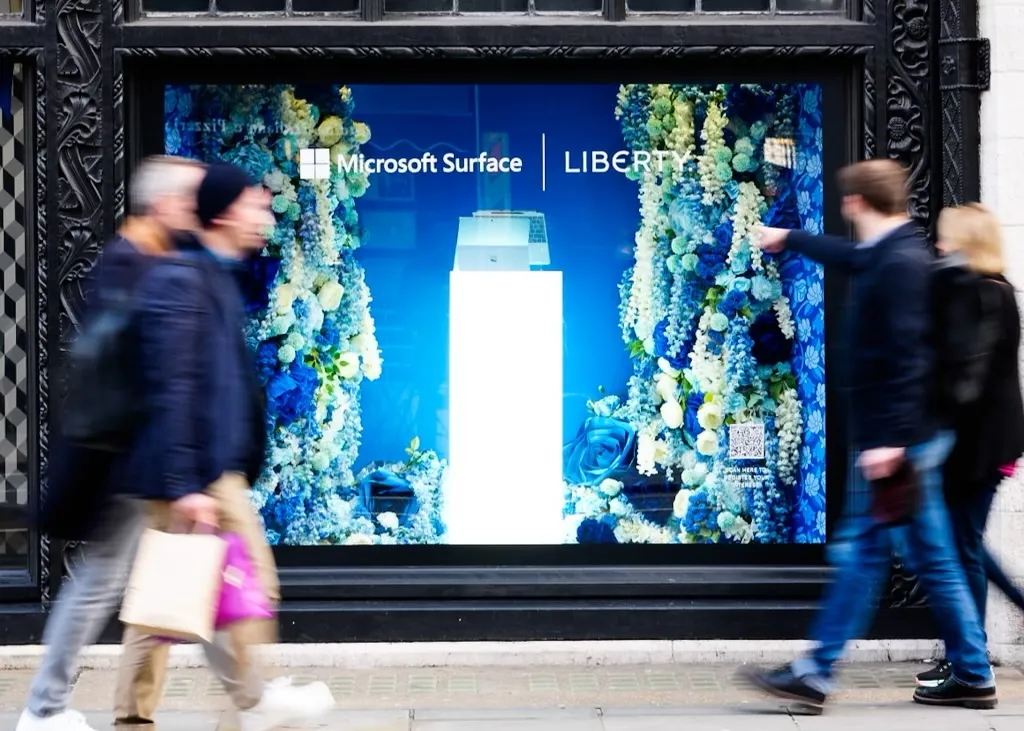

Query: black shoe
left=915, top=659, right=952, bottom=687
left=913, top=676, right=998, bottom=709
left=739, top=665, right=827, bottom=709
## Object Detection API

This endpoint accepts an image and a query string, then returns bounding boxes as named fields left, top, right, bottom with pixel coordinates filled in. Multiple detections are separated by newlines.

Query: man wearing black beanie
left=111, top=163, right=334, bottom=731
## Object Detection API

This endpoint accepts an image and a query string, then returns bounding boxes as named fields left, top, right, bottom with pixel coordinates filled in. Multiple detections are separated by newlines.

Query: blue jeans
left=792, top=431, right=993, bottom=691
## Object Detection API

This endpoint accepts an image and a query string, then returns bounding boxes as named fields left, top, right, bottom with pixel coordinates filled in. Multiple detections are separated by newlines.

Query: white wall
left=980, top=0, right=1024, bottom=661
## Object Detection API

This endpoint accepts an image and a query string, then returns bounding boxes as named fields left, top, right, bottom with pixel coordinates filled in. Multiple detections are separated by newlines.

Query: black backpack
left=58, top=287, right=145, bottom=452
left=44, top=255, right=208, bottom=539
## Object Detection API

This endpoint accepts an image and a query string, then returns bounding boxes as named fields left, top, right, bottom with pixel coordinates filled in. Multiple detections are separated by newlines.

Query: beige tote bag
left=119, top=529, right=228, bottom=643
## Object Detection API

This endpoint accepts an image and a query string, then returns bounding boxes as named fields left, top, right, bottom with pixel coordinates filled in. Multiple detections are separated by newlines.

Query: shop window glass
left=293, top=0, right=358, bottom=10
left=386, top=0, right=452, bottom=10
left=143, top=0, right=209, bottom=10
left=0, top=63, right=30, bottom=568
left=776, top=0, right=842, bottom=10
left=629, top=0, right=695, bottom=9
left=0, top=0, right=21, bottom=12
left=162, top=80, right=828, bottom=547
left=460, top=0, right=528, bottom=10
left=701, top=0, right=769, bottom=9
left=534, top=0, right=601, bottom=9
left=216, top=0, right=285, bottom=10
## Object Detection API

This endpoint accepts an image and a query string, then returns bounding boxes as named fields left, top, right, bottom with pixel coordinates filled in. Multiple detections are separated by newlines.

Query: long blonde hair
left=937, top=203, right=1006, bottom=276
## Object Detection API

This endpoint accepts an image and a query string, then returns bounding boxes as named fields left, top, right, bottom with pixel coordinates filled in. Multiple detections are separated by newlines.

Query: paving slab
left=411, top=719, right=604, bottom=731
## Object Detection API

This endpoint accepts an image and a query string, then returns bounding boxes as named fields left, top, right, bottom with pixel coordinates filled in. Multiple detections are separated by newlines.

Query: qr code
left=729, top=423, right=766, bottom=460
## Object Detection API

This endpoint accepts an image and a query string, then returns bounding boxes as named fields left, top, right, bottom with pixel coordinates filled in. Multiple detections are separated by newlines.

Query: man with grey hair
left=18, top=155, right=221, bottom=731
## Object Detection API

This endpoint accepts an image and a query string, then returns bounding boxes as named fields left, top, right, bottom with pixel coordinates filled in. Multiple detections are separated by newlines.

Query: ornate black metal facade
left=0, top=0, right=989, bottom=640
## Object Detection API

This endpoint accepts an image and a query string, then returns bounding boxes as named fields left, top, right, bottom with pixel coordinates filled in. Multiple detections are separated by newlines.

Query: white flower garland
left=730, top=181, right=767, bottom=272
left=766, top=261, right=796, bottom=339
left=626, top=173, right=661, bottom=353
left=776, top=387, right=802, bottom=486
left=687, top=310, right=726, bottom=397
left=697, top=97, right=728, bottom=205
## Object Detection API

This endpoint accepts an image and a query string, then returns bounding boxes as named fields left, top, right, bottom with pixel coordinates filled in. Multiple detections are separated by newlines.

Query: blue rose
left=357, top=468, right=420, bottom=527
left=255, top=341, right=279, bottom=382
left=267, top=361, right=319, bottom=424
left=652, top=320, right=689, bottom=370
left=577, top=515, right=618, bottom=544
left=684, top=392, right=704, bottom=440
left=749, top=311, right=793, bottom=366
left=713, top=219, right=734, bottom=252
left=717, top=289, right=746, bottom=319
left=563, top=417, right=636, bottom=486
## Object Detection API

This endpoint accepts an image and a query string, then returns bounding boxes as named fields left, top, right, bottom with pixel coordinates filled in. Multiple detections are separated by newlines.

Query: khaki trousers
left=113, top=474, right=280, bottom=722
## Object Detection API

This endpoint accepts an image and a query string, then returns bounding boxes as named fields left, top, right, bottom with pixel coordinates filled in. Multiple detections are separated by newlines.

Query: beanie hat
left=196, top=163, right=256, bottom=228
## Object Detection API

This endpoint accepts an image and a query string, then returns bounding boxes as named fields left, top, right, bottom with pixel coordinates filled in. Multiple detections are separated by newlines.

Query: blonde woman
left=916, top=203, right=1024, bottom=689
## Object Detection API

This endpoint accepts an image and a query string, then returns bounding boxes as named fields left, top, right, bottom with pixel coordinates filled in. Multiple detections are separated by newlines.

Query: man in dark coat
left=741, top=160, right=995, bottom=712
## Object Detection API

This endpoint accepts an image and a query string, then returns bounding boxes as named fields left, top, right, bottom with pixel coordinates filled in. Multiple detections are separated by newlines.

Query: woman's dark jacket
left=936, top=258, right=1024, bottom=492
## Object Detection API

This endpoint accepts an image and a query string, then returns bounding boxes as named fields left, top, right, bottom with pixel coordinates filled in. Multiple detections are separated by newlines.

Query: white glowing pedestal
left=444, top=271, right=564, bottom=545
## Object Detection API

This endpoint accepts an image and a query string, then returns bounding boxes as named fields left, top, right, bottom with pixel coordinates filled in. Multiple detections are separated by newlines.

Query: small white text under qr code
left=729, top=423, right=766, bottom=461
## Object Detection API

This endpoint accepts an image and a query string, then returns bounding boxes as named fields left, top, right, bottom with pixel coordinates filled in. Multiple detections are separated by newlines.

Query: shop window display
left=164, top=81, right=826, bottom=548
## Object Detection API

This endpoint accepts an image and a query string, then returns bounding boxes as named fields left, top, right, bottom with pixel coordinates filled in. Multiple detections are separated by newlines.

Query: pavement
left=1, top=663, right=1024, bottom=729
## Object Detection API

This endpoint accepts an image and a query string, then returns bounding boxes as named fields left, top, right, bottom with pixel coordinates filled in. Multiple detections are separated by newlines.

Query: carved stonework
left=887, top=0, right=933, bottom=224
left=116, top=45, right=874, bottom=60
left=35, top=57, right=51, bottom=603
left=53, top=0, right=106, bottom=582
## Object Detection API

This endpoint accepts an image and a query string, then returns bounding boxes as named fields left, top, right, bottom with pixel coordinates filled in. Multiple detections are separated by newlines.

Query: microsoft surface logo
left=299, top=148, right=331, bottom=180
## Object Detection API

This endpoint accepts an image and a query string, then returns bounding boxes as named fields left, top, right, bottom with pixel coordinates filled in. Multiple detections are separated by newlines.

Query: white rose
left=654, top=373, right=677, bottom=403
left=660, top=399, right=684, bottom=430
left=343, top=534, right=374, bottom=546
left=658, top=357, right=680, bottom=378
left=609, top=498, right=630, bottom=517
left=317, top=280, right=345, bottom=312
left=697, top=402, right=724, bottom=431
left=377, top=511, right=399, bottom=531
left=337, top=352, right=360, bottom=379
left=673, top=488, right=694, bottom=518
left=351, top=332, right=376, bottom=356
left=599, top=478, right=623, bottom=497
left=275, top=283, right=297, bottom=313
left=361, top=357, right=382, bottom=381
left=696, top=430, right=719, bottom=457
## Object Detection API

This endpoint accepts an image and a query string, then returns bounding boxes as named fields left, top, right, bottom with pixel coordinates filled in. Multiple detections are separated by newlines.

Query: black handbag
left=870, top=460, right=920, bottom=527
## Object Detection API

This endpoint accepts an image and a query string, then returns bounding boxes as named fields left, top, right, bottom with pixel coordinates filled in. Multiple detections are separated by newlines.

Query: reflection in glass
left=535, top=0, right=601, bottom=8
left=0, top=63, right=29, bottom=568
left=144, top=0, right=209, bottom=10
left=294, top=0, right=358, bottom=10
left=216, top=0, right=284, bottom=9
left=701, top=0, right=768, bottom=9
left=163, top=81, right=828, bottom=547
left=386, top=0, right=452, bottom=9
left=777, top=0, right=842, bottom=10
left=629, top=0, right=695, bottom=9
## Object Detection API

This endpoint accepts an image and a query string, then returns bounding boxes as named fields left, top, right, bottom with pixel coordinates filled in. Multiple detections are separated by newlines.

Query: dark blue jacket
left=786, top=222, right=936, bottom=451
left=101, top=235, right=267, bottom=500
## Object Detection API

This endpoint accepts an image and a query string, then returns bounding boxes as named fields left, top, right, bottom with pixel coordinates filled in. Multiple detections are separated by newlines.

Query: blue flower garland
left=165, top=84, right=446, bottom=546
left=563, top=83, right=826, bottom=545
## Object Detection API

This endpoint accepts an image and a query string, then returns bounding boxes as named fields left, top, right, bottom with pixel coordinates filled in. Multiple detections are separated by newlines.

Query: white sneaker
left=15, top=709, right=97, bottom=731
left=238, top=677, right=335, bottom=731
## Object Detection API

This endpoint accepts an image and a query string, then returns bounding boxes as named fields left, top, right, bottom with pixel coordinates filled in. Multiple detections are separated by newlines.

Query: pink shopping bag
left=215, top=531, right=274, bottom=629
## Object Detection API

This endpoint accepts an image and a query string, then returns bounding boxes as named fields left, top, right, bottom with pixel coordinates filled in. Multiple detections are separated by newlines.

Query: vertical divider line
left=541, top=133, right=546, bottom=193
